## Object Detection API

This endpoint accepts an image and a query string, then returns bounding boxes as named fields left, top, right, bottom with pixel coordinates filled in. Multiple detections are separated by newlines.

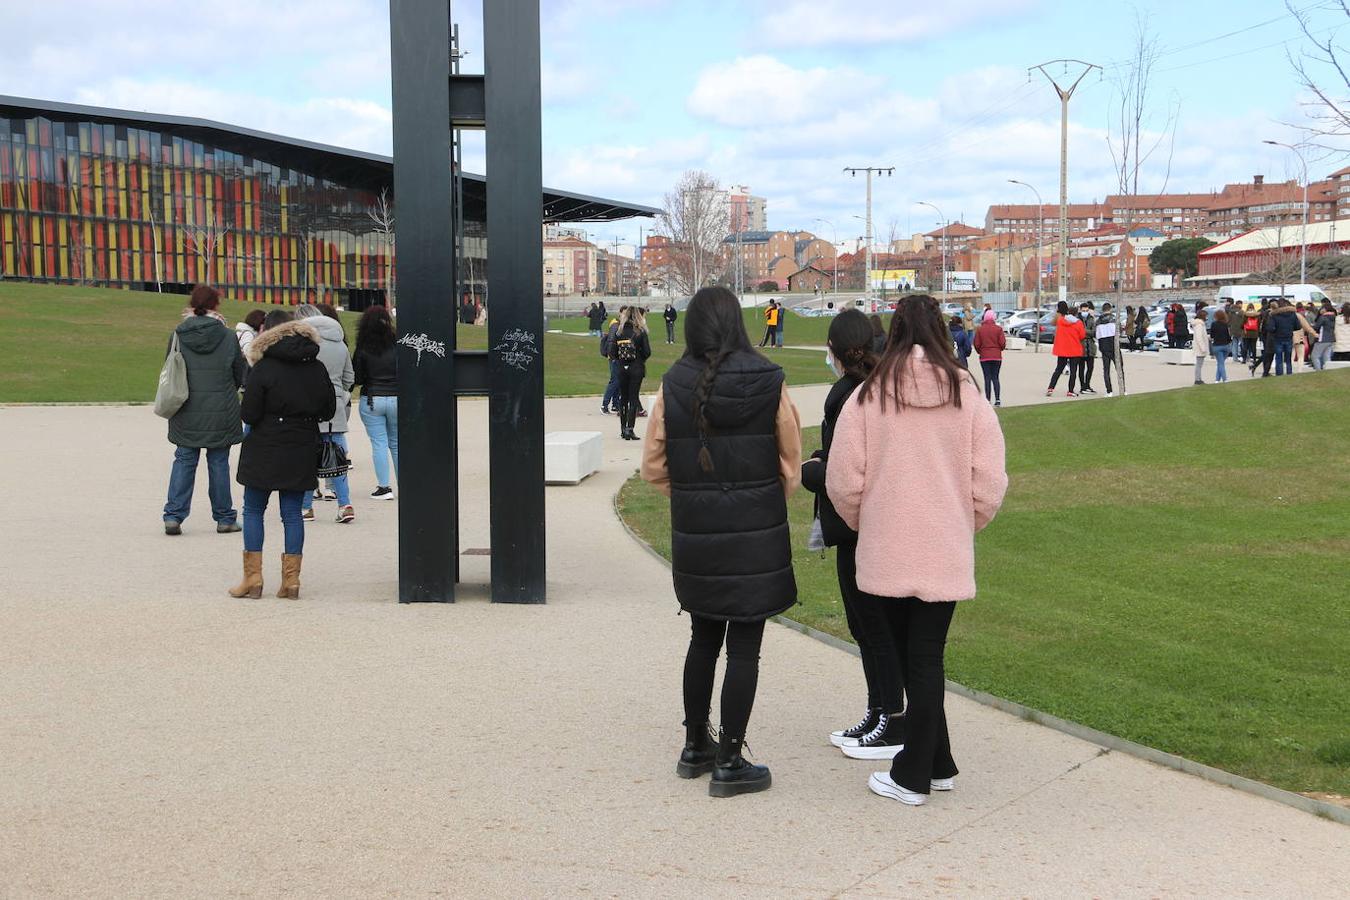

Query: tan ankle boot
left=227, top=551, right=264, bottom=599
left=277, top=553, right=303, bottom=599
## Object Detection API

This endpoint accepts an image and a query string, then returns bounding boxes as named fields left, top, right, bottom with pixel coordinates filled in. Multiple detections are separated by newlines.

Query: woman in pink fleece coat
left=826, top=294, right=1008, bottom=806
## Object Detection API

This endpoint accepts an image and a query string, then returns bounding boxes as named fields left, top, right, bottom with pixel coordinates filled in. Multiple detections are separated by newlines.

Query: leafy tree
left=1149, top=237, right=1216, bottom=278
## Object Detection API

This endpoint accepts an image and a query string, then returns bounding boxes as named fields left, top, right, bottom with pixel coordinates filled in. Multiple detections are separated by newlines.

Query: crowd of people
left=159, top=285, right=400, bottom=599
left=642, top=289, right=1008, bottom=803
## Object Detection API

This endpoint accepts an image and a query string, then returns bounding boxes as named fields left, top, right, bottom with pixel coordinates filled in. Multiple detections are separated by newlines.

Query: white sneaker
left=840, top=713, right=905, bottom=759
left=1105, top=391, right=1115, bottom=397
left=930, top=777, right=955, bottom=791
left=868, top=772, right=926, bottom=805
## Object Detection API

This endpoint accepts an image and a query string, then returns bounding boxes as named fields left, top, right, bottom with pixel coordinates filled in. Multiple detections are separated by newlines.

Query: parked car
left=1013, top=312, right=1058, bottom=344
left=1003, top=309, right=1043, bottom=335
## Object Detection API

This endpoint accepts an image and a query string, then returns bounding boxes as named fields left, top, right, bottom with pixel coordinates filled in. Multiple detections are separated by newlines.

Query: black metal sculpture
left=389, top=0, right=545, bottom=604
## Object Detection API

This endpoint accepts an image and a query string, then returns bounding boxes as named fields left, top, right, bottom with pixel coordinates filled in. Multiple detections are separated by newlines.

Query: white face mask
left=826, top=348, right=843, bottom=377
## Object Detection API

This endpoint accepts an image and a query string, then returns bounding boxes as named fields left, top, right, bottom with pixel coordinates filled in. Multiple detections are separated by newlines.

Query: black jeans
left=837, top=542, right=904, bottom=713
left=980, top=360, right=1002, bottom=402
left=1261, top=338, right=1276, bottom=376
left=1098, top=338, right=1115, bottom=394
left=1048, top=356, right=1083, bottom=392
left=882, top=597, right=959, bottom=794
left=1081, top=353, right=1096, bottom=389
left=665, top=322, right=676, bottom=343
left=759, top=326, right=775, bottom=347
left=617, top=364, right=644, bottom=431
left=683, top=615, right=766, bottom=740
left=1243, top=336, right=1257, bottom=363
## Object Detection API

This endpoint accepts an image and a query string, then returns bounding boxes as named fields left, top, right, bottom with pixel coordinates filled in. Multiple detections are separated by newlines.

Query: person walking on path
left=1242, top=303, right=1260, bottom=366
left=295, top=306, right=356, bottom=524
left=1077, top=302, right=1098, bottom=394
left=229, top=317, right=336, bottom=601
left=163, top=285, right=247, bottom=536
left=1209, top=309, right=1233, bottom=383
left=1191, top=304, right=1211, bottom=385
left=641, top=285, right=802, bottom=798
left=586, top=303, right=604, bottom=337
left=827, top=293, right=1008, bottom=806
left=353, top=305, right=399, bottom=499
left=610, top=307, right=652, bottom=441
left=1045, top=301, right=1086, bottom=397
left=1312, top=300, right=1337, bottom=370
left=759, top=301, right=779, bottom=348
left=800, top=310, right=900, bottom=754
left=973, top=309, right=1006, bottom=406
left=1096, top=302, right=1119, bottom=397
left=600, top=307, right=625, bottom=415
left=949, top=315, right=973, bottom=371
left=664, top=302, right=679, bottom=344
left=1132, top=306, right=1150, bottom=353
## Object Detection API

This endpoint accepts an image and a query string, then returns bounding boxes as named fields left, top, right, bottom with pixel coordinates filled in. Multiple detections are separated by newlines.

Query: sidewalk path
left=2, top=353, right=1345, bottom=897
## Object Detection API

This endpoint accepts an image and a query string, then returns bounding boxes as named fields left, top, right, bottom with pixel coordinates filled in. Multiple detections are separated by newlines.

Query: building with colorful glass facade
left=0, top=96, right=655, bottom=306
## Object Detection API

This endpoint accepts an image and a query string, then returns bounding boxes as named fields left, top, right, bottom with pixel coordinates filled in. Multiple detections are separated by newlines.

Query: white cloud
left=756, top=0, right=1040, bottom=48
left=687, top=56, right=883, bottom=127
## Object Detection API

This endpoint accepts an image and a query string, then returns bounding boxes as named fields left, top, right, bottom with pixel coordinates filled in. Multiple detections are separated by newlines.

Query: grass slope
left=618, top=370, right=1350, bottom=796
left=553, top=302, right=844, bottom=347
left=0, top=282, right=830, bottom=401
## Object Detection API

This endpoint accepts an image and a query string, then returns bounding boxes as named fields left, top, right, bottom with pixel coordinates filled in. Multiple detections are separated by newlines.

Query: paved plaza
left=2, top=349, right=1346, bottom=897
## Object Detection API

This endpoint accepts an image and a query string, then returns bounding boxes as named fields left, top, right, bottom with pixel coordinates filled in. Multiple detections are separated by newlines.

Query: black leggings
left=1098, top=338, right=1115, bottom=394
left=617, top=364, right=645, bottom=431
left=980, top=360, right=1002, bottom=402
left=837, top=542, right=904, bottom=712
left=683, top=615, right=766, bottom=740
left=1048, top=356, right=1083, bottom=392
left=881, top=597, right=959, bottom=794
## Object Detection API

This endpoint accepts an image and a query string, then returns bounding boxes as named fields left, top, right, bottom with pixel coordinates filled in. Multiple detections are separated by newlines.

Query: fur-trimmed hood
left=246, top=320, right=320, bottom=366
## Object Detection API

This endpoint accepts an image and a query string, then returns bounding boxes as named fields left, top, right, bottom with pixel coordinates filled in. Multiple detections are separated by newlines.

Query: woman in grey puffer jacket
left=294, top=305, right=355, bottom=523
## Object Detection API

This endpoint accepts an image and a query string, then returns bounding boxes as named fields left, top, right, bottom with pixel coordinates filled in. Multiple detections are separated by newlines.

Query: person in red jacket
left=1045, top=300, right=1087, bottom=397
left=972, top=309, right=1007, bottom=406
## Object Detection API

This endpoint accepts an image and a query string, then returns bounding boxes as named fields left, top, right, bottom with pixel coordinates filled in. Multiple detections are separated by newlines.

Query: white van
left=1217, top=284, right=1330, bottom=306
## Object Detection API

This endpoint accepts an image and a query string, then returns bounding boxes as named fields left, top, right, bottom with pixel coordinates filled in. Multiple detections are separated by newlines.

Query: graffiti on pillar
left=397, top=332, right=447, bottom=365
left=492, top=328, right=540, bottom=372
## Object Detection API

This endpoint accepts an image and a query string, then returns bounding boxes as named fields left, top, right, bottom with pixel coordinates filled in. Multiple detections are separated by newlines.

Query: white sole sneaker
left=829, top=732, right=851, bottom=747
left=930, top=777, right=955, bottom=791
left=868, top=772, right=926, bottom=805
left=841, top=741, right=905, bottom=760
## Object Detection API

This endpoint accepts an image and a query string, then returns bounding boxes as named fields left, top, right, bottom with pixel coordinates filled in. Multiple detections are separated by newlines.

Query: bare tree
left=368, top=187, right=396, bottom=306
left=1287, top=1, right=1350, bottom=150
left=657, top=170, right=725, bottom=295
left=1105, top=14, right=1178, bottom=394
left=188, top=206, right=230, bottom=286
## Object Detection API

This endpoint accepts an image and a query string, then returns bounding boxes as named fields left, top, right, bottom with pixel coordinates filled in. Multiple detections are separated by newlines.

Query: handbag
left=153, top=331, right=189, bottom=418
left=316, top=423, right=351, bottom=479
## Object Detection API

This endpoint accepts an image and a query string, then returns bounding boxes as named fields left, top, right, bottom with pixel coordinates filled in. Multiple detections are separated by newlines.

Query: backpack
left=154, top=331, right=190, bottom=419
left=1243, top=315, right=1259, bottom=334
left=614, top=333, right=639, bottom=363
left=600, top=325, right=616, bottom=358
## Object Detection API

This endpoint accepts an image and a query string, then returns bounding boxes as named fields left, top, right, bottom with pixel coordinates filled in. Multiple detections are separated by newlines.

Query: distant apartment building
left=985, top=203, right=1103, bottom=239
left=728, top=185, right=767, bottom=233
left=542, top=235, right=638, bottom=296
left=721, top=230, right=799, bottom=286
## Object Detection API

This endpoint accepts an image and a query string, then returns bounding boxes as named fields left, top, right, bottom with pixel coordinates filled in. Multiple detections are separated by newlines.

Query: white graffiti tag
left=396, top=332, right=447, bottom=365
left=492, top=328, right=540, bottom=372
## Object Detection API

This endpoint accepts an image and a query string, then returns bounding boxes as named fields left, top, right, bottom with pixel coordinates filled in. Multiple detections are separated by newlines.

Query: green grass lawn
left=618, top=370, right=1350, bottom=796
left=0, top=282, right=830, bottom=401
left=553, top=301, right=848, bottom=347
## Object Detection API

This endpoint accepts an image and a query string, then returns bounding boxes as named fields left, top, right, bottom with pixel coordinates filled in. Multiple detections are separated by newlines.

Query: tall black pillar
left=390, top=0, right=457, bottom=603
left=484, top=0, right=546, bottom=603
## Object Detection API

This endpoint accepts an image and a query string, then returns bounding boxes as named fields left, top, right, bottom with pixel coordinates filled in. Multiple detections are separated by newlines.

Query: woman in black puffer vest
left=641, top=286, right=802, bottom=798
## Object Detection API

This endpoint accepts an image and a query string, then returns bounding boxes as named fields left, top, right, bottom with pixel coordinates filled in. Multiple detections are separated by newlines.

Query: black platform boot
left=676, top=720, right=718, bottom=779
left=709, top=732, right=771, bottom=798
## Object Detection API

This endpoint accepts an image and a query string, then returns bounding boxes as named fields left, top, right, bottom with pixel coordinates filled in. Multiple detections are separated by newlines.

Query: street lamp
left=1009, top=179, right=1045, bottom=354
left=916, top=201, right=947, bottom=298
left=813, top=217, right=838, bottom=310
left=1263, top=140, right=1309, bottom=284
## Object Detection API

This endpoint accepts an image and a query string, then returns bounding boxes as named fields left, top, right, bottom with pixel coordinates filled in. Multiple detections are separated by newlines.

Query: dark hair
left=682, top=286, right=756, bottom=473
left=869, top=313, right=886, bottom=337
left=830, top=310, right=880, bottom=383
left=262, top=309, right=293, bottom=331
left=1056, top=300, right=1069, bottom=316
left=1341, top=302, right=1350, bottom=324
left=860, top=294, right=966, bottom=411
left=243, top=309, right=267, bottom=331
left=356, top=305, right=396, bottom=355
left=189, top=284, right=220, bottom=315
left=317, top=303, right=341, bottom=322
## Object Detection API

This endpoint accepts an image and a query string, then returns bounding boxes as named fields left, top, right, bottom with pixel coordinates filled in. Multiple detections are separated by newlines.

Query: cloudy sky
left=4, top=0, right=1346, bottom=247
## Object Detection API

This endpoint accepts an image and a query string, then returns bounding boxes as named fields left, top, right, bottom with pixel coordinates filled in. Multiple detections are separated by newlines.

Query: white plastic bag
left=154, top=331, right=189, bottom=419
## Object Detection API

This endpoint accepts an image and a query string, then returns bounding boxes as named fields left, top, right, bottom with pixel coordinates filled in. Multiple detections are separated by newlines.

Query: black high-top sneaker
left=840, top=711, right=906, bottom=760
left=709, top=733, right=771, bottom=798
left=676, top=720, right=718, bottom=779
left=830, top=707, right=881, bottom=748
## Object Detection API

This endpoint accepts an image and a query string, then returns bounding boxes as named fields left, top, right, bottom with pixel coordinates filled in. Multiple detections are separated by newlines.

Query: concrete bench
left=1157, top=348, right=1194, bottom=365
left=1004, top=336, right=1028, bottom=351
left=545, top=431, right=603, bottom=485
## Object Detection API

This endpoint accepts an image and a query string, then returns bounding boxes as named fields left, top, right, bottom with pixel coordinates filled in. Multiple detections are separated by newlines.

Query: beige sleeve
left=639, top=387, right=671, bottom=498
left=777, top=384, right=803, bottom=497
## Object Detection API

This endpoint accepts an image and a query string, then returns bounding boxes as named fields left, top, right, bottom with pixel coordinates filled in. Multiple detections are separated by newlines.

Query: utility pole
left=1009, top=179, right=1044, bottom=353
left=1030, top=60, right=1099, bottom=306
left=844, top=166, right=893, bottom=306
left=917, top=201, right=947, bottom=297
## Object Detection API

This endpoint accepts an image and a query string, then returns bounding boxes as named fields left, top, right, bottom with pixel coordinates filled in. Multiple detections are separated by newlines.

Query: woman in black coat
left=228, top=317, right=336, bottom=601
left=801, top=310, right=903, bottom=758
left=641, top=286, right=802, bottom=798
left=609, top=307, right=652, bottom=441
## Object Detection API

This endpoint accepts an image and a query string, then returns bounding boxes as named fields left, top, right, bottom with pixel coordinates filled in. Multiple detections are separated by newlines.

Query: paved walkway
left=2, top=350, right=1346, bottom=896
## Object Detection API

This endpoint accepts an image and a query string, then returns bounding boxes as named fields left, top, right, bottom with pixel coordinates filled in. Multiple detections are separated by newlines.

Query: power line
left=1101, top=0, right=1330, bottom=70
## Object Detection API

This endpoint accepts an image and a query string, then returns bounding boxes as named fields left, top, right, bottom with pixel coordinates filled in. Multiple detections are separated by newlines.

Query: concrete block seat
left=1157, top=348, right=1194, bottom=365
left=545, top=431, right=603, bottom=485
left=1004, top=336, right=1028, bottom=351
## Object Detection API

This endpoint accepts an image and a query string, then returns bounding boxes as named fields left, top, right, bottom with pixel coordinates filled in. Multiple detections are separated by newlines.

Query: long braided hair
left=683, top=286, right=756, bottom=473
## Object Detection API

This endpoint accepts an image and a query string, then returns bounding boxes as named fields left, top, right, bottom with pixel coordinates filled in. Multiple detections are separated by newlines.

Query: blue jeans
left=1275, top=339, right=1293, bottom=375
left=1312, top=341, right=1334, bottom=370
left=243, top=487, right=305, bottom=554
left=775, top=325, right=784, bottom=348
left=359, top=395, right=399, bottom=488
left=1212, top=344, right=1231, bottom=382
left=602, top=359, right=621, bottom=410
left=302, top=432, right=351, bottom=509
left=164, top=446, right=236, bottom=524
